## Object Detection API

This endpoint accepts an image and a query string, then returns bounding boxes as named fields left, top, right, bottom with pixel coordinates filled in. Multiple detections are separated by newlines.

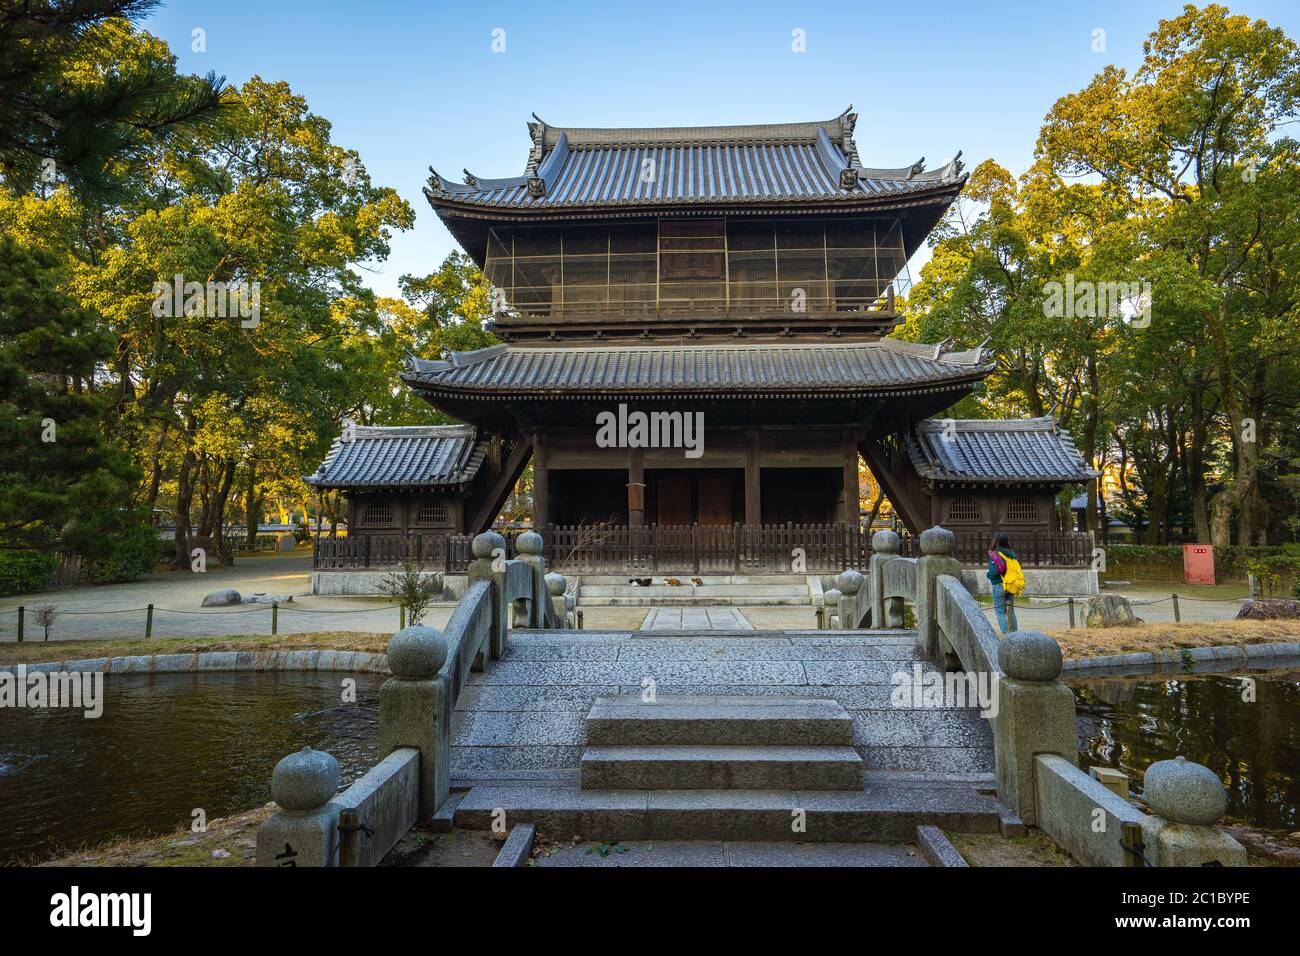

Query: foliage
left=80, top=519, right=161, bottom=583
left=0, top=550, right=59, bottom=595
left=0, top=1, right=228, bottom=198
left=381, top=558, right=440, bottom=626
left=0, top=233, right=140, bottom=557
left=905, top=4, right=1300, bottom=547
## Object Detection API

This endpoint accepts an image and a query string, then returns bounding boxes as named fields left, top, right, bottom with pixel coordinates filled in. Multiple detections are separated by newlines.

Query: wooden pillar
left=744, top=429, right=761, bottom=525
left=841, top=432, right=860, bottom=525
left=628, top=446, right=645, bottom=527
left=531, top=433, right=549, bottom=528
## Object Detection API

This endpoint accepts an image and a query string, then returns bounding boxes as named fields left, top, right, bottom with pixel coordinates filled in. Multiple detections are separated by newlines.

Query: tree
left=0, top=232, right=139, bottom=556
left=0, top=0, right=226, bottom=198
left=1037, top=3, right=1300, bottom=545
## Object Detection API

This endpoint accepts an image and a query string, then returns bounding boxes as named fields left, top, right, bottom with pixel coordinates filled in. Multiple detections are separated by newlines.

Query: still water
left=1072, top=670, right=1300, bottom=831
left=0, top=671, right=383, bottom=865
left=2, top=669, right=1296, bottom=864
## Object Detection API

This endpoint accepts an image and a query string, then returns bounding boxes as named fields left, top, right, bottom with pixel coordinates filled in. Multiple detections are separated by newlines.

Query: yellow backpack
left=999, top=551, right=1026, bottom=595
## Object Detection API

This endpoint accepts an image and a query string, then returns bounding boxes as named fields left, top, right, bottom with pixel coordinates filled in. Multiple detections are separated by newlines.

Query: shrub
left=0, top=550, right=58, bottom=595
left=81, top=523, right=162, bottom=584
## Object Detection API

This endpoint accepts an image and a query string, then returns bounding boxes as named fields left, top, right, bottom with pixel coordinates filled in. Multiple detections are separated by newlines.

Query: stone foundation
left=960, top=568, right=1098, bottom=597
left=311, top=570, right=467, bottom=599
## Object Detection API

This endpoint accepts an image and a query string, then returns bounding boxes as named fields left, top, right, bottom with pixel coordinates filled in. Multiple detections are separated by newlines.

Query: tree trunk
left=244, top=463, right=260, bottom=548
left=1207, top=301, right=1256, bottom=546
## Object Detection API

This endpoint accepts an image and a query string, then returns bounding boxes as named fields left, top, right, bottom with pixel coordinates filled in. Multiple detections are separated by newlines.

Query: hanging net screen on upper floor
left=483, top=217, right=906, bottom=319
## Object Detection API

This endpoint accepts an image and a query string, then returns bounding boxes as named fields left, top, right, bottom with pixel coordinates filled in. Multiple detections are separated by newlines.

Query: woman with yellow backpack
left=986, top=532, right=1025, bottom=634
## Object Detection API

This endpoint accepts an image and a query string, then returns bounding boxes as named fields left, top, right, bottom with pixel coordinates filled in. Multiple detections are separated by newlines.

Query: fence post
left=1067, top=597, right=1075, bottom=629
left=836, top=570, right=865, bottom=629
left=994, top=632, right=1077, bottom=827
left=399, top=604, right=406, bottom=630
left=467, top=531, right=509, bottom=660
left=915, top=527, right=962, bottom=660
left=145, top=604, right=154, bottom=640
left=867, top=530, right=899, bottom=629
left=16, top=606, right=23, bottom=643
left=379, top=625, right=450, bottom=819
left=514, top=531, right=548, bottom=627
left=255, top=746, right=342, bottom=867
left=1140, top=757, right=1246, bottom=866
left=1171, top=593, right=1180, bottom=623
left=272, top=601, right=279, bottom=635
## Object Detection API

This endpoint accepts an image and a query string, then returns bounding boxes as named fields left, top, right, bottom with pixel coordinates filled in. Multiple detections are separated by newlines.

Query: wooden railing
left=314, top=525, right=1095, bottom=572
left=898, top=530, right=1093, bottom=568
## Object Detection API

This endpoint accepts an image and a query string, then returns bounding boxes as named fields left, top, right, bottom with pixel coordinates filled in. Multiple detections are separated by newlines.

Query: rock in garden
left=241, top=592, right=293, bottom=604
left=1084, top=594, right=1137, bottom=628
left=1235, top=598, right=1300, bottom=620
left=201, top=589, right=242, bottom=607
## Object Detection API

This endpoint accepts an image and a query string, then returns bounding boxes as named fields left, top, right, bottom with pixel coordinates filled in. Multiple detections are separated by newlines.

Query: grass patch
left=1045, top=620, right=1300, bottom=660
left=0, top=631, right=390, bottom=666
left=38, top=805, right=274, bottom=867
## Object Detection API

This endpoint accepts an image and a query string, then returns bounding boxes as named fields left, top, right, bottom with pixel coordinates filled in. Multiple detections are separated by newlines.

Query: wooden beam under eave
left=466, top=434, right=533, bottom=535
left=858, top=433, right=929, bottom=533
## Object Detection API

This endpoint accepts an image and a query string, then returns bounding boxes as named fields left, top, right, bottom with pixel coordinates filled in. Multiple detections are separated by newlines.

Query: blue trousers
left=993, top=583, right=1018, bottom=634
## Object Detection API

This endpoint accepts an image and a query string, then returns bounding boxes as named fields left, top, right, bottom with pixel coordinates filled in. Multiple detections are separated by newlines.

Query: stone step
left=453, top=783, right=1005, bottom=842
left=581, top=584, right=809, bottom=598
left=579, top=574, right=809, bottom=586
left=586, top=696, right=855, bottom=747
left=530, top=839, right=929, bottom=868
left=580, top=595, right=810, bottom=607
left=580, top=744, right=863, bottom=791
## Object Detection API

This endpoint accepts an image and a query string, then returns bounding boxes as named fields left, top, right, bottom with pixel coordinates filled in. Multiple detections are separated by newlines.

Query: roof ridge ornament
left=527, top=113, right=550, bottom=172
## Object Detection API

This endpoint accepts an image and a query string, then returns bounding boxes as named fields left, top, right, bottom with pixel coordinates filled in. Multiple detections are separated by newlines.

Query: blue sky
left=142, top=0, right=1300, bottom=298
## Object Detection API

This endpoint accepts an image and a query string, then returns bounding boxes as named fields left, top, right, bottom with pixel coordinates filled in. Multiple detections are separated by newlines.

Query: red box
left=1183, top=544, right=1215, bottom=586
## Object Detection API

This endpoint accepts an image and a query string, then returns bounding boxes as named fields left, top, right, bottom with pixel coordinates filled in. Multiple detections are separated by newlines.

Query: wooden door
left=657, top=475, right=691, bottom=525
left=698, top=475, right=732, bottom=526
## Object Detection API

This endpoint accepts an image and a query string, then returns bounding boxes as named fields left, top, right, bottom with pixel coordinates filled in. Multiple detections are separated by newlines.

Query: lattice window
left=362, top=501, right=393, bottom=527
left=1007, top=497, right=1039, bottom=524
left=416, top=501, right=449, bottom=526
left=946, top=497, right=984, bottom=525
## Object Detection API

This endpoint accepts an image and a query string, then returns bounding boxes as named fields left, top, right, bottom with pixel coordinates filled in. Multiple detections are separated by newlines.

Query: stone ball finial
left=998, top=630, right=1063, bottom=682
left=871, top=530, right=900, bottom=555
left=823, top=588, right=842, bottom=607
left=472, top=530, right=507, bottom=559
left=1143, top=756, right=1228, bottom=826
left=836, top=569, right=864, bottom=596
left=515, top=530, right=544, bottom=556
left=386, top=625, right=448, bottom=679
left=545, top=572, right=567, bottom=596
left=271, top=746, right=340, bottom=812
left=919, top=525, right=956, bottom=556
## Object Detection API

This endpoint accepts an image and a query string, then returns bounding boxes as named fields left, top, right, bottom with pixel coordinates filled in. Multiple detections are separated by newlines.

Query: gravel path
left=0, top=552, right=452, bottom=642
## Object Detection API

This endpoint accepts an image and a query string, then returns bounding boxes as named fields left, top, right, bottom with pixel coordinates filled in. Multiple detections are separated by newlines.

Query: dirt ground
left=1044, top=619, right=1300, bottom=659
left=945, top=830, right=1076, bottom=866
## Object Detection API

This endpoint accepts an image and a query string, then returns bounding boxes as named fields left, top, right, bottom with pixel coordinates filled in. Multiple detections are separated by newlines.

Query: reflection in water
left=0, top=671, right=383, bottom=865
left=1072, top=671, right=1300, bottom=831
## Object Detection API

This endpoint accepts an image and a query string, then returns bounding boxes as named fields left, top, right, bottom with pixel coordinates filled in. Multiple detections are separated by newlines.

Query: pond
left=1071, top=670, right=1300, bottom=831
left=0, top=671, right=384, bottom=865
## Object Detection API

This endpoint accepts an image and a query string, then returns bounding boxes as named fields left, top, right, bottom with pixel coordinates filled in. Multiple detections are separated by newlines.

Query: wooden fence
left=313, top=525, right=1093, bottom=573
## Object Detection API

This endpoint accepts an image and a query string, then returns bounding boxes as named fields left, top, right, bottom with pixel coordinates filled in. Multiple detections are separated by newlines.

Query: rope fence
left=0, top=601, right=406, bottom=642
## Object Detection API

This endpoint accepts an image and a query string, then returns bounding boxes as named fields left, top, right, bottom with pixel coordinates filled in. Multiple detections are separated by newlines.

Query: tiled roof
left=304, top=425, right=488, bottom=490
left=908, top=417, right=1099, bottom=485
left=400, top=339, right=994, bottom=397
left=425, top=109, right=964, bottom=210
